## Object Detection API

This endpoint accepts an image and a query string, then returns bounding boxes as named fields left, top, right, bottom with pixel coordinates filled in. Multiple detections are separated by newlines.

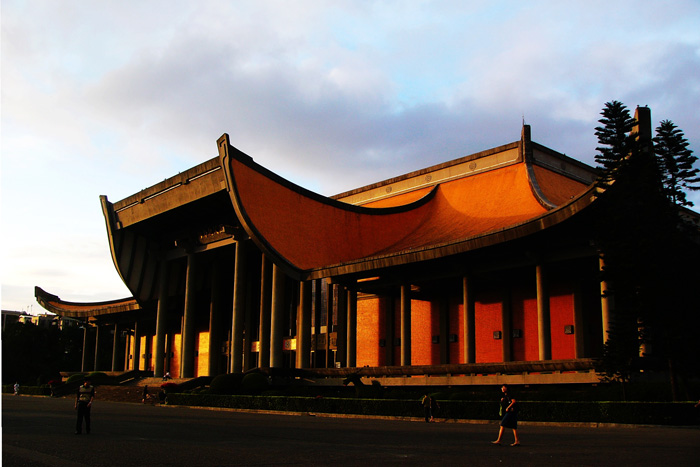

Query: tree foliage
left=2, top=321, right=83, bottom=385
left=594, top=100, right=636, bottom=185
left=593, top=101, right=700, bottom=399
left=653, top=119, right=700, bottom=207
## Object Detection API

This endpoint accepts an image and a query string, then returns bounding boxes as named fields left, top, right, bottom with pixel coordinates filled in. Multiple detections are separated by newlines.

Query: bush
left=66, top=374, right=85, bottom=383
left=157, top=394, right=700, bottom=426
left=86, top=371, right=108, bottom=380
left=241, top=373, right=269, bottom=395
left=161, top=382, right=178, bottom=390
left=209, top=373, right=244, bottom=395
left=1, top=385, right=51, bottom=396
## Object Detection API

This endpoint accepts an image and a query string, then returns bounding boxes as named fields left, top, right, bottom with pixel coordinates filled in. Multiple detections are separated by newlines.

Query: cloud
left=2, top=0, right=699, bottom=312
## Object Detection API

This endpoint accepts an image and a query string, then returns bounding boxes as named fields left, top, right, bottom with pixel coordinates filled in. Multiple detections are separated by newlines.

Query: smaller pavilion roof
left=35, top=286, right=141, bottom=320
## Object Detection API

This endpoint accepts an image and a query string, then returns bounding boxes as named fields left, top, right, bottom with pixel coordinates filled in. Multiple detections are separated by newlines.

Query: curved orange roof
left=532, top=165, right=589, bottom=206
left=218, top=134, right=593, bottom=279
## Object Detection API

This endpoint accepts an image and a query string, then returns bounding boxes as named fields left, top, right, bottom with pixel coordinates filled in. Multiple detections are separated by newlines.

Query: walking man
left=75, top=379, right=95, bottom=434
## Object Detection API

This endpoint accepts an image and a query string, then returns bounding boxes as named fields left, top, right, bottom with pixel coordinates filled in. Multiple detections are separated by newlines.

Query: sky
left=2, top=0, right=699, bottom=314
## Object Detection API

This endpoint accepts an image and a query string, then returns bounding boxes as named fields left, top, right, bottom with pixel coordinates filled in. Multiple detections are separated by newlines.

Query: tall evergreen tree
left=593, top=103, right=667, bottom=396
left=594, top=100, right=636, bottom=185
left=593, top=102, right=700, bottom=400
left=653, top=120, right=700, bottom=207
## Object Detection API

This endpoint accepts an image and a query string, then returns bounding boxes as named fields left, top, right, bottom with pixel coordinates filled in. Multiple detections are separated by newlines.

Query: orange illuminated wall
left=171, top=334, right=181, bottom=378
left=139, top=336, right=149, bottom=372
left=197, top=331, right=210, bottom=377
left=410, top=300, right=438, bottom=366
left=350, top=279, right=579, bottom=367
left=357, top=297, right=384, bottom=366
left=550, top=281, right=576, bottom=360
left=475, top=290, right=503, bottom=363
left=511, top=285, right=539, bottom=361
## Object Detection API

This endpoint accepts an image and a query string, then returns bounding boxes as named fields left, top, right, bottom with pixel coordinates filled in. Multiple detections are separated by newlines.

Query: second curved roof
left=218, top=132, right=593, bottom=280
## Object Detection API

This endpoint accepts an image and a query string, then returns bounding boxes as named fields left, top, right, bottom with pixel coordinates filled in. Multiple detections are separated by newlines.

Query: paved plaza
left=3, top=394, right=699, bottom=466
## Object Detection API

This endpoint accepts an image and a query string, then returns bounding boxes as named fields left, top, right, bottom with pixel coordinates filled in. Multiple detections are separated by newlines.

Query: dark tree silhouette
left=653, top=119, right=700, bottom=207
left=593, top=102, right=700, bottom=400
left=2, top=320, right=83, bottom=385
left=594, top=100, right=636, bottom=185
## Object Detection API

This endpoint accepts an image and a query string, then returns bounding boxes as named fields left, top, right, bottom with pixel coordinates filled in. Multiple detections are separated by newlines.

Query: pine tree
left=593, top=102, right=668, bottom=396
left=593, top=103, right=700, bottom=400
left=653, top=120, right=700, bottom=207
left=594, top=101, right=636, bottom=185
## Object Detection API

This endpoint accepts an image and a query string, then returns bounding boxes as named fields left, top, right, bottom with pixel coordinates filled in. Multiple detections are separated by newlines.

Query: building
left=36, top=108, right=696, bottom=386
left=2, top=309, right=81, bottom=331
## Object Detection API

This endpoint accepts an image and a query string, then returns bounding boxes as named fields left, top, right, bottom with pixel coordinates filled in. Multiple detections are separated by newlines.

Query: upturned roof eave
left=217, top=133, right=443, bottom=280
left=304, top=183, right=600, bottom=280
left=34, top=286, right=141, bottom=319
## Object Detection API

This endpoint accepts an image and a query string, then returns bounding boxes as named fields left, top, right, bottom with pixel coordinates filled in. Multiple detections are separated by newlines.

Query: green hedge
left=163, top=394, right=699, bottom=426
left=2, top=385, right=51, bottom=396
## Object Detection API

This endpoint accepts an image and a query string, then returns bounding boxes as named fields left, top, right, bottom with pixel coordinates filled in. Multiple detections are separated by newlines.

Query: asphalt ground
left=2, top=394, right=699, bottom=466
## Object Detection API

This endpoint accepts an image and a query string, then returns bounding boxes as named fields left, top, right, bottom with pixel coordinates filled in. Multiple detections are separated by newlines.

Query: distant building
left=2, top=309, right=81, bottom=331
left=36, top=108, right=700, bottom=386
left=2, top=310, right=28, bottom=331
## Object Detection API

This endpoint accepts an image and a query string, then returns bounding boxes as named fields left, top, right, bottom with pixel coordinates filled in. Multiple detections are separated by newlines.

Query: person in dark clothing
left=75, top=379, right=95, bottom=435
left=491, top=384, right=520, bottom=446
left=421, top=394, right=439, bottom=422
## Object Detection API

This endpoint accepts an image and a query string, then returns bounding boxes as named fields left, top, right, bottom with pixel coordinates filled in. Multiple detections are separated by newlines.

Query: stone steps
left=92, top=385, right=150, bottom=404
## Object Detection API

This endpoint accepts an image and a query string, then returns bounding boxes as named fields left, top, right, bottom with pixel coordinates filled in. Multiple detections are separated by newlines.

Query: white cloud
left=2, top=0, right=699, bottom=312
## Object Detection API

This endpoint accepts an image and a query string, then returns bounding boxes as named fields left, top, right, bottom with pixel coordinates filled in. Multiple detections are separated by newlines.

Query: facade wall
left=511, top=285, right=539, bottom=361
left=357, top=297, right=382, bottom=366
left=475, top=290, right=503, bottom=363
left=120, top=265, right=592, bottom=374
left=550, top=283, right=576, bottom=360
left=139, top=336, right=148, bottom=372
left=197, top=331, right=209, bottom=377
left=410, top=299, right=436, bottom=366
left=171, top=334, right=182, bottom=378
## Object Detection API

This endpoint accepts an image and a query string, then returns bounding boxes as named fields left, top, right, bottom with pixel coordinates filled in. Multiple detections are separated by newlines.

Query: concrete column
left=324, top=282, right=333, bottom=368
left=463, top=276, right=476, bottom=364
left=164, top=334, right=172, bottom=376
left=181, top=253, right=199, bottom=378
left=154, top=264, right=169, bottom=378
left=270, top=264, right=285, bottom=368
left=385, top=296, right=395, bottom=366
left=123, top=334, right=129, bottom=371
left=439, top=296, right=449, bottom=364
left=400, top=284, right=412, bottom=366
left=133, top=321, right=141, bottom=372
left=336, top=286, right=347, bottom=367
left=208, top=261, right=223, bottom=376
left=573, top=284, right=586, bottom=358
left=93, top=324, right=100, bottom=371
left=243, top=275, right=254, bottom=372
left=501, top=287, right=512, bottom=362
left=81, top=324, right=89, bottom=372
left=230, top=243, right=248, bottom=373
left=179, top=315, right=185, bottom=377
left=536, top=264, right=552, bottom=361
left=258, top=256, right=272, bottom=368
left=599, top=255, right=612, bottom=345
left=296, top=280, right=312, bottom=369
left=312, top=279, right=323, bottom=368
left=111, top=323, right=120, bottom=371
left=347, top=287, right=357, bottom=368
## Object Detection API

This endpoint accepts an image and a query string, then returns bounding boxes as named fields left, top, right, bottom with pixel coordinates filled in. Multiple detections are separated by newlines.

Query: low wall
left=163, top=393, right=700, bottom=426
